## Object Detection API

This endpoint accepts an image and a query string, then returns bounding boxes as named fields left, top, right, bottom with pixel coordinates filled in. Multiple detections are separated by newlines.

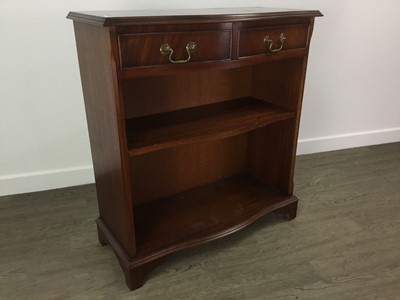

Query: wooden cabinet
left=68, top=7, right=322, bottom=290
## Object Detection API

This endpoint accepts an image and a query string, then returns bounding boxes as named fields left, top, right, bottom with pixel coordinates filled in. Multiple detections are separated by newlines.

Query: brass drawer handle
left=264, top=33, right=286, bottom=53
left=160, top=42, right=197, bottom=64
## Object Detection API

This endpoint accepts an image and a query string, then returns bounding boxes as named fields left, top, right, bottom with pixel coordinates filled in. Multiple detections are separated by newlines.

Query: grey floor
left=1, top=143, right=400, bottom=300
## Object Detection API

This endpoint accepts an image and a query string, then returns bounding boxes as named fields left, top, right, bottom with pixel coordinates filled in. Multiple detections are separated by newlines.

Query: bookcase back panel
left=130, top=134, right=247, bottom=205
left=248, top=119, right=296, bottom=194
left=251, top=58, right=306, bottom=112
left=122, top=67, right=251, bottom=118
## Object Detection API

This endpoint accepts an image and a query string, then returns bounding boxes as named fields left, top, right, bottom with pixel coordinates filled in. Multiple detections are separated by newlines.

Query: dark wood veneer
left=119, top=30, right=232, bottom=68
left=67, top=7, right=322, bottom=26
left=72, top=22, right=136, bottom=257
left=126, top=98, right=295, bottom=156
left=130, top=135, right=248, bottom=206
left=238, top=24, right=309, bottom=57
left=134, top=173, right=298, bottom=260
left=69, top=7, right=321, bottom=290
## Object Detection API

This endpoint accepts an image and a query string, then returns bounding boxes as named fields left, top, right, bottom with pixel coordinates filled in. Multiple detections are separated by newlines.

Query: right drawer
left=238, top=24, right=309, bottom=58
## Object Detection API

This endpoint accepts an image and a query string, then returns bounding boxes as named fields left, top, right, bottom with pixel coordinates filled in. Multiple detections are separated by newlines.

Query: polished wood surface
left=134, top=174, right=298, bottom=261
left=248, top=120, right=296, bottom=194
left=2, top=143, right=399, bottom=298
left=126, top=98, right=295, bottom=156
left=250, top=58, right=310, bottom=194
left=118, top=48, right=310, bottom=79
left=122, top=68, right=251, bottom=118
left=69, top=7, right=321, bottom=290
left=130, top=135, right=247, bottom=205
left=73, top=22, right=136, bottom=257
left=67, top=7, right=322, bottom=26
left=119, top=30, right=231, bottom=68
left=238, top=24, right=309, bottom=58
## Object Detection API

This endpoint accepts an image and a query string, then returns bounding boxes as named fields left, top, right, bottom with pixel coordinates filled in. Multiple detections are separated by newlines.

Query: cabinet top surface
left=67, top=7, right=322, bottom=26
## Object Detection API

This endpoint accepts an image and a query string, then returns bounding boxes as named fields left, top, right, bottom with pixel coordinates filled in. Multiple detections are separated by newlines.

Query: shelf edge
left=128, top=112, right=295, bottom=157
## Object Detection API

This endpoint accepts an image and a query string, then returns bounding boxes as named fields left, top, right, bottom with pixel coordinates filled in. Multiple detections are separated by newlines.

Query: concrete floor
left=1, top=143, right=399, bottom=300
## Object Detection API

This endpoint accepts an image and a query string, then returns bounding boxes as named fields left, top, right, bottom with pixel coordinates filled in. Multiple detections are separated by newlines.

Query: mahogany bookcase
left=68, top=7, right=322, bottom=290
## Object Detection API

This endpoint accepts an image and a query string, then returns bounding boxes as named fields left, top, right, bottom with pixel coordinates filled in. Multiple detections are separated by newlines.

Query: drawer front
left=119, top=31, right=231, bottom=68
left=238, top=24, right=308, bottom=58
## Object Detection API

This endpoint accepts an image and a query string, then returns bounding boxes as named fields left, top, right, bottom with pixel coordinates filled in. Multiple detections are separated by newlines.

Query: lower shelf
left=133, top=173, right=297, bottom=264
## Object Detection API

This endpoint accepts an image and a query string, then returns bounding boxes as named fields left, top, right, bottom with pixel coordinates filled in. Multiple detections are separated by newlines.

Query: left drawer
left=118, top=30, right=232, bottom=68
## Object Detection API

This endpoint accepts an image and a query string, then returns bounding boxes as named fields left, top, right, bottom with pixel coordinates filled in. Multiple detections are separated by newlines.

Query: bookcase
left=68, top=7, right=322, bottom=290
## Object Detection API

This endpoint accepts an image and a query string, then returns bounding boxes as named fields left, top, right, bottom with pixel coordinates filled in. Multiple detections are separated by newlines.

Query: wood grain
left=73, top=22, right=136, bottom=257
left=126, top=98, right=295, bottom=156
left=119, top=30, right=231, bottom=68
left=248, top=121, right=295, bottom=194
left=251, top=57, right=310, bottom=194
left=238, top=24, right=309, bottom=58
left=66, top=7, right=322, bottom=26
left=130, top=135, right=247, bottom=205
left=122, top=67, right=251, bottom=118
left=133, top=173, right=297, bottom=264
left=118, top=49, right=309, bottom=79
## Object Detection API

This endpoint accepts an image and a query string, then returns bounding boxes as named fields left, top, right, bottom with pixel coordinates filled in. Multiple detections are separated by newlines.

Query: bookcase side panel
left=249, top=19, right=316, bottom=194
left=73, top=22, right=136, bottom=256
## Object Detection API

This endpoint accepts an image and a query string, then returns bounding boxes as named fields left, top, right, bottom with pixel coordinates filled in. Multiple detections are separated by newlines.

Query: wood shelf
left=133, top=173, right=297, bottom=263
left=126, top=97, right=295, bottom=156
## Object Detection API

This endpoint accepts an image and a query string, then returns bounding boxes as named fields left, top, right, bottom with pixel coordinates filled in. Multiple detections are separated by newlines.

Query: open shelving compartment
left=122, top=57, right=306, bottom=259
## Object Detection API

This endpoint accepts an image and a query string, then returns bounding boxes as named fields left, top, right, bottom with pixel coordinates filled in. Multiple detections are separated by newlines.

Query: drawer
left=238, top=24, right=309, bottom=58
left=119, top=31, right=232, bottom=68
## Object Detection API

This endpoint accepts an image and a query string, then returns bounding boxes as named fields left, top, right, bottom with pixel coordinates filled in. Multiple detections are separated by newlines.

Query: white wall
left=1, top=0, right=399, bottom=196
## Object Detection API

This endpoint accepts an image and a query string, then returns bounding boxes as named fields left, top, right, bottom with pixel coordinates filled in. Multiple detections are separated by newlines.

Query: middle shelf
left=126, top=97, right=295, bottom=156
